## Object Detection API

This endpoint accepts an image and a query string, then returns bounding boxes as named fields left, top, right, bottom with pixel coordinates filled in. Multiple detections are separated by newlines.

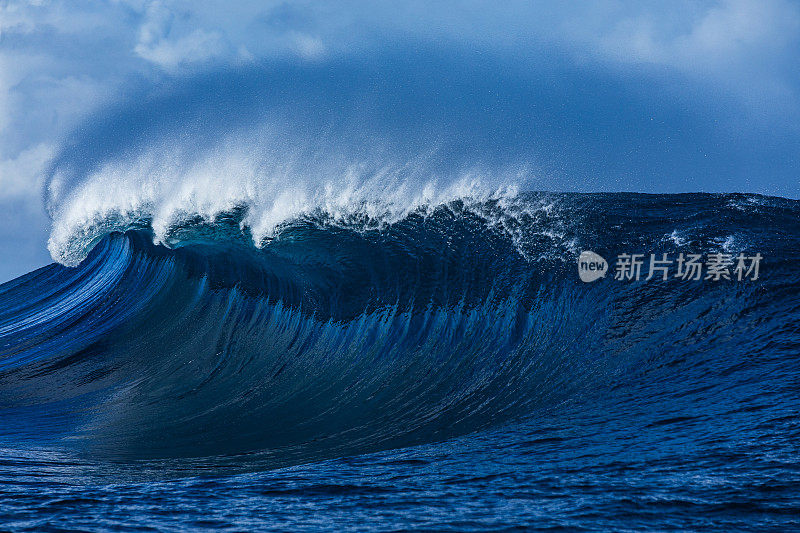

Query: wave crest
left=43, top=61, right=541, bottom=266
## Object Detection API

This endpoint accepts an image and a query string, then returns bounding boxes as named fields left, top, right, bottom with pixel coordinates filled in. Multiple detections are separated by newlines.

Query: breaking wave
left=2, top=60, right=798, bottom=475
left=3, top=189, right=799, bottom=470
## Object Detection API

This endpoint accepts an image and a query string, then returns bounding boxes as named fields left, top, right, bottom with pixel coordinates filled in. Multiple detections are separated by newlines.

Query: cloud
left=133, top=1, right=228, bottom=69
left=135, top=28, right=227, bottom=69
left=596, top=0, right=800, bottom=68
left=0, top=143, right=54, bottom=198
left=289, top=31, right=325, bottom=59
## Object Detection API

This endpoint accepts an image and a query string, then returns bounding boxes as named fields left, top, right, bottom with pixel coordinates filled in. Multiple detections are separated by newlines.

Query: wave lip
left=47, top=165, right=519, bottom=267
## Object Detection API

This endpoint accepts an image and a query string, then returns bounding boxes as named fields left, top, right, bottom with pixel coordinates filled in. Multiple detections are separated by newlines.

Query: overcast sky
left=1, top=0, right=799, bottom=282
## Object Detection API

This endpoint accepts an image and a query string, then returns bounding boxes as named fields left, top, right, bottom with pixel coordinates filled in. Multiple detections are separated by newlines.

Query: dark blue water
left=1, top=192, right=799, bottom=531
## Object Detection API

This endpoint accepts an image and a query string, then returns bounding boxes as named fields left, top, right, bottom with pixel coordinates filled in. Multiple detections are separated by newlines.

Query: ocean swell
left=3, top=192, right=798, bottom=468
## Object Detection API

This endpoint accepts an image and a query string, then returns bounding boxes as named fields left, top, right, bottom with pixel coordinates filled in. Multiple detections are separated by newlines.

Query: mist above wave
left=44, top=55, right=555, bottom=266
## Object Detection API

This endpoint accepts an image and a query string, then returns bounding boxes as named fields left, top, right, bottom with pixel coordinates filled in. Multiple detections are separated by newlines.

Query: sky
left=1, top=0, right=799, bottom=282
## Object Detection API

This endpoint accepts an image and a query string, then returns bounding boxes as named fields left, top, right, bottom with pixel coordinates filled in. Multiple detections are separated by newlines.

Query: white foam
left=665, top=229, right=688, bottom=247
left=46, top=129, right=526, bottom=266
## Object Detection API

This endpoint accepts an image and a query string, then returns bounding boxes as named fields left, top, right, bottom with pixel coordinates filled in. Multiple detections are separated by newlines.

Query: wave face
left=2, top=191, right=800, bottom=529
left=1, top=192, right=583, bottom=461
left=2, top=191, right=799, bottom=466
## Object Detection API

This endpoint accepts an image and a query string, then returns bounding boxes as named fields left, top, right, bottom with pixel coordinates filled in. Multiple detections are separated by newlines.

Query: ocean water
left=1, top=192, right=799, bottom=531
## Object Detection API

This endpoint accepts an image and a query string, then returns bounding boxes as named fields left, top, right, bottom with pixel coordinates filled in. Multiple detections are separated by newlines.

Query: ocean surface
left=1, top=192, right=799, bottom=531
